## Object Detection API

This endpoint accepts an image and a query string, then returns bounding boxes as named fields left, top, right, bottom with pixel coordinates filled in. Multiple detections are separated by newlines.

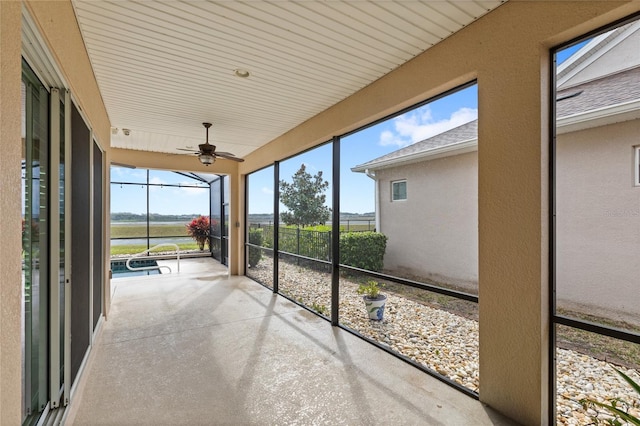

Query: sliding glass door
left=22, top=60, right=50, bottom=426
left=21, top=60, right=70, bottom=426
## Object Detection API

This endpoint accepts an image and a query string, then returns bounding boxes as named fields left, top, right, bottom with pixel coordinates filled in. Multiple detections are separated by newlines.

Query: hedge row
left=248, top=228, right=263, bottom=267
left=339, top=231, right=387, bottom=272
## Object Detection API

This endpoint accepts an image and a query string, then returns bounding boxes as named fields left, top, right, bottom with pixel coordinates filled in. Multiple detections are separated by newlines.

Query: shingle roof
left=354, top=66, right=639, bottom=171
left=556, top=67, right=640, bottom=117
left=352, top=119, right=477, bottom=171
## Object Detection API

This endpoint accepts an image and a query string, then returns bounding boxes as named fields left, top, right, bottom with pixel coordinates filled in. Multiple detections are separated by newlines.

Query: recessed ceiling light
left=234, top=69, right=250, bottom=78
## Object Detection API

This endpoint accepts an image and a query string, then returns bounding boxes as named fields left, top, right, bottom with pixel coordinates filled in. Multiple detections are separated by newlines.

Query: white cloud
left=111, top=167, right=145, bottom=180
left=146, top=176, right=165, bottom=192
left=176, top=182, right=208, bottom=196
left=149, top=176, right=166, bottom=186
left=378, top=106, right=478, bottom=148
left=379, top=130, right=403, bottom=147
left=262, top=186, right=274, bottom=195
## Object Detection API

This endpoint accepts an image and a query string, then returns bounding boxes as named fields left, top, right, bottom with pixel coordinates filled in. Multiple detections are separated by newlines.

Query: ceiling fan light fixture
left=198, top=153, right=215, bottom=166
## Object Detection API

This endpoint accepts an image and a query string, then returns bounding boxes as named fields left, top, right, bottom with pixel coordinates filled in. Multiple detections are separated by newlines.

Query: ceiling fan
left=177, top=122, right=244, bottom=166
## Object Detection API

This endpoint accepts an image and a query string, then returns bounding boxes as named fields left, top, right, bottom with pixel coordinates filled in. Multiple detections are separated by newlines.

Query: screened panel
left=553, top=19, right=640, bottom=425
left=278, top=143, right=333, bottom=312
left=339, top=83, right=479, bottom=395
left=210, top=177, right=222, bottom=261
left=70, top=102, right=91, bottom=386
left=554, top=22, right=640, bottom=337
left=246, top=166, right=275, bottom=288
left=110, top=167, right=211, bottom=258
left=340, top=83, right=479, bottom=294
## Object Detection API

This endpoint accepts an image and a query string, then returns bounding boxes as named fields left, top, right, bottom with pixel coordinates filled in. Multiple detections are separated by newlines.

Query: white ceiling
left=72, top=0, right=505, bottom=159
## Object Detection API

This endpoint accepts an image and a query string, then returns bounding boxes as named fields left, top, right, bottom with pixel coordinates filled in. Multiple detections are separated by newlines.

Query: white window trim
left=635, top=146, right=640, bottom=187
left=391, top=179, right=407, bottom=202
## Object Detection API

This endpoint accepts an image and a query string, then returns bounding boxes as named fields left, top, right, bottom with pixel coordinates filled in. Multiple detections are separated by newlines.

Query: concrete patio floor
left=64, top=258, right=514, bottom=425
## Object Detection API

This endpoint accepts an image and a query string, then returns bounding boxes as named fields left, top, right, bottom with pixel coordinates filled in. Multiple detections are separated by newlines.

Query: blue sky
left=113, top=42, right=585, bottom=216
left=248, top=84, right=478, bottom=215
left=111, top=167, right=210, bottom=215
left=556, top=40, right=589, bottom=64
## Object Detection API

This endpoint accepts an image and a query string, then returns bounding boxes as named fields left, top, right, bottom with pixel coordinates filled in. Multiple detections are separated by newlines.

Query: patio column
left=228, top=171, right=242, bottom=275
left=0, top=2, right=24, bottom=423
left=475, top=4, right=553, bottom=423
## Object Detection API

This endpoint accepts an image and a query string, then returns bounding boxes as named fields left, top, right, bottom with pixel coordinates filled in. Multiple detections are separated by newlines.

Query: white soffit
left=72, top=0, right=505, bottom=159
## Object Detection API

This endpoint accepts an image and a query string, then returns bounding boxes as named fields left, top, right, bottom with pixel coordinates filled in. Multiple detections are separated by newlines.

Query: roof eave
left=351, top=138, right=478, bottom=173
left=557, top=99, right=640, bottom=134
left=353, top=99, right=640, bottom=174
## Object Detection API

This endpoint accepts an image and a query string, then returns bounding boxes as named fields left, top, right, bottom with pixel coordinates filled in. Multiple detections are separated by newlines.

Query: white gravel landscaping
left=247, top=255, right=639, bottom=425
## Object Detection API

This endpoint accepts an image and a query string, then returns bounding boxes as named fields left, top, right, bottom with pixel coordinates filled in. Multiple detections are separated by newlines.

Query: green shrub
left=339, top=231, right=387, bottom=272
left=261, top=225, right=274, bottom=248
left=248, top=228, right=263, bottom=267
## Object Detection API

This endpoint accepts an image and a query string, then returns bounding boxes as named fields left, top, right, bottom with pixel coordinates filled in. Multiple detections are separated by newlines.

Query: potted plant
left=357, top=280, right=387, bottom=321
left=186, top=215, right=211, bottom=250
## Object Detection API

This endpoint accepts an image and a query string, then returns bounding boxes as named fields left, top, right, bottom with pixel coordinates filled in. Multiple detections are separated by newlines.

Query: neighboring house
left=353, top=22, right=640, bottom=321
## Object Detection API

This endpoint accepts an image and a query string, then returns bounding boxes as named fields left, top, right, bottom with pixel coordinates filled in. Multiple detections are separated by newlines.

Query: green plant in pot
left=357, top=280, right=387, bottom=321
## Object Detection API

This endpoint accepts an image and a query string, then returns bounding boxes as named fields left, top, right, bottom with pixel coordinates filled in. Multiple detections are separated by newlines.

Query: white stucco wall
left=556, top=119, right=640, bottom=323
left=377, top=151, right=478, bottom=292
left=377, top=117, right=640, bottom=323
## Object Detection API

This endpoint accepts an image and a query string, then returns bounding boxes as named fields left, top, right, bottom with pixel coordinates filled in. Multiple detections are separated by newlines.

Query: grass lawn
left=556, top=309, right=640, bottom=368
left=110, top=242, right=202, bottom=256
left=111, top=223, right=188, bottom=238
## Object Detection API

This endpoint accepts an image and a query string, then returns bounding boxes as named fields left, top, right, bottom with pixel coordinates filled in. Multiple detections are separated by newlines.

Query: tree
left=280, top=163, right=331, bottom=227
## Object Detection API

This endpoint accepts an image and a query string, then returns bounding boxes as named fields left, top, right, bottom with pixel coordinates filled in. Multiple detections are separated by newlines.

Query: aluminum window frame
left=391, top=179, right=407, bottom=202
left=635, top=145, right=640, bottom=186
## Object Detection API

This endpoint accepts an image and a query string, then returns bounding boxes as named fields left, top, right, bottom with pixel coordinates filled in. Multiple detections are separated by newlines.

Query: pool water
left=111, top=259, right=161, bottom=278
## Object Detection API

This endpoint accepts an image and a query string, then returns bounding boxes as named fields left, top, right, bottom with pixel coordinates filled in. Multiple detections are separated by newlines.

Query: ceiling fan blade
left=215, top=152, right=245, bottom=162
left=176, top=148, right=199, bottom=153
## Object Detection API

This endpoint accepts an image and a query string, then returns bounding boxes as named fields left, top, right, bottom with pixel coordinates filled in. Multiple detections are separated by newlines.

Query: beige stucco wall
left=1, top=3, right=25, bottom=424
left=377, top=152, right=478, bottom=291
left=2, top=1, right=640, bottom=425
left=556, top=119, right=640, bottom=323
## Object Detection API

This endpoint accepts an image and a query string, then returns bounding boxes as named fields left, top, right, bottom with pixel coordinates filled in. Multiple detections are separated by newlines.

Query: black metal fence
left=249, top=224, right=332, bottom=260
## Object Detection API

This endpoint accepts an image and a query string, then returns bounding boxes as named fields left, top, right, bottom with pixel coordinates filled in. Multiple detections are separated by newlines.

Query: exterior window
left=635, top=146, right=640, bottom=186
left=391, top=180, right=407, bottom=201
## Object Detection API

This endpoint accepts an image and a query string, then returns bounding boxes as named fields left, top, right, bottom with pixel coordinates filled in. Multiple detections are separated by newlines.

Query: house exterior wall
left=376, top=117, right=640, bottom=322
left=377, top=152, right=478, bottom=292
left=556, top=119, right=640, bottom=323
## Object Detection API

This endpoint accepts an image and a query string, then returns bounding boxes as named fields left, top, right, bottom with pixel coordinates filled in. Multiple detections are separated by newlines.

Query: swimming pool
left=111, top=259, right=162, bottom=278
